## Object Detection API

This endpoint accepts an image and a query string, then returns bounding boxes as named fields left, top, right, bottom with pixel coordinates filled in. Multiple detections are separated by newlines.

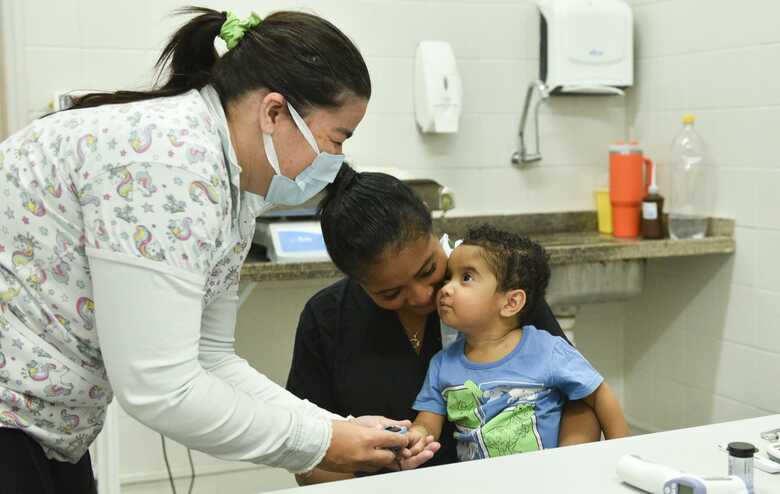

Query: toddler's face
left=437, top=245, right=503, bottom=333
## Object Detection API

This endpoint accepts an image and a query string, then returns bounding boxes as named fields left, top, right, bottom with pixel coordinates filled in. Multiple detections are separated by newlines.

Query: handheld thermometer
left=617, top=454, right=681, bottom=493
left=617, top=455, right=748, bottom=494
left=663, top=474, right=747, bottom=494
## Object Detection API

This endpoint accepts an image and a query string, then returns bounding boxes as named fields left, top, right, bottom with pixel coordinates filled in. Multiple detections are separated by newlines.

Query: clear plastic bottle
left=668, top=114, right=712, bottom=239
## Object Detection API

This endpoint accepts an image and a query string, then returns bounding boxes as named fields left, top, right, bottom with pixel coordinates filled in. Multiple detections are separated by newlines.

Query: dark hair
left=462, top=225, right=550, bottom=325
left=319, top=164, right=433, bottom=280
left=70, top=7, right=371, bottom=113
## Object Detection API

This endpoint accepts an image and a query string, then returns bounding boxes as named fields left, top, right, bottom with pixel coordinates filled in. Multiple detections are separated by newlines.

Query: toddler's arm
left=558, top=400, right=601, bottom=446
left=410, top=411, right=445, bottom=441
left=583, top=382, right=630, bottom=440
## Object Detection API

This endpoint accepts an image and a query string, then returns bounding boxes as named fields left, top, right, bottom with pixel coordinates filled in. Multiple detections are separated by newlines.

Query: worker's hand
left=351, top=415, right=412, bottom=431
left=396, top=426, right=440, bottom=470
left=318, top=420, right=410, bottom=473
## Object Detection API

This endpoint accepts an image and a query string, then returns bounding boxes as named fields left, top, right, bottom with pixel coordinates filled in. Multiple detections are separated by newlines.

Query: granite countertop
left=240, top=211, right=736, bottom=283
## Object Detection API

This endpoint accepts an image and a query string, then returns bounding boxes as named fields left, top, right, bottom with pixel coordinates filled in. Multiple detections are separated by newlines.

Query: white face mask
left=262, top=102, right=345, bottom=206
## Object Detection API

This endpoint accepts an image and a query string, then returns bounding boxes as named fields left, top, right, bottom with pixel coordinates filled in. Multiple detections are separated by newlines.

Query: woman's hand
left=318, top=420, right=409, bottom=473
left=351, top=415, right=412, bottom=431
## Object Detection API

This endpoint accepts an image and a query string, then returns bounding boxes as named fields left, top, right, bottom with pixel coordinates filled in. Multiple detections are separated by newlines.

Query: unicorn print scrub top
left=0, top=86, right=337, bottom=472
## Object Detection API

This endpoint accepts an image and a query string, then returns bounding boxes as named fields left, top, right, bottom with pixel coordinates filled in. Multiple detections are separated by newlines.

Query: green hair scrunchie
left=219, top=11, right=262, bottom=50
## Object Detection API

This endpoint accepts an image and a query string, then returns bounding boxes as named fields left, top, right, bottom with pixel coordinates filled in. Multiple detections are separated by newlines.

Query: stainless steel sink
left=546, top=259, right=645, bottom=307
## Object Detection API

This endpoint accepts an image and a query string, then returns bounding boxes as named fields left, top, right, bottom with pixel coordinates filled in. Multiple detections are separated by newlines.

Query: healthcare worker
left=0, top=8, right=424, bottom=492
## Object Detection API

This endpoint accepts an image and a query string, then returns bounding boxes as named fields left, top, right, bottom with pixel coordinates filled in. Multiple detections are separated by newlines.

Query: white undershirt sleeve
left=89, top=250, right=332, bottom=473
left=199, top=283, right=346, bottom=421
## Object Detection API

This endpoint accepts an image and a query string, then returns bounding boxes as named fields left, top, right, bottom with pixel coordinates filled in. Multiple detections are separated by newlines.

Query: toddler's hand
left=397, top=427, right=440, bottom=470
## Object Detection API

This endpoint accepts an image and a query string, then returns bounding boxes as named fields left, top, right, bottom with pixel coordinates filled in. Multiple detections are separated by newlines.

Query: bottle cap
left=609, top=142, right=642, bottom=154
left=648, top=162, right=658, bottom=195
left=727, top=442, right=757, bottom=458
left=682, top=114, right=696, bottom=125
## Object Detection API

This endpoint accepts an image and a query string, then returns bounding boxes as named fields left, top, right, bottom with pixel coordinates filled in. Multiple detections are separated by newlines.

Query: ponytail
left=318, top=163, right=359, bottom=215
left=68, top=6, right=371, bottom=114
left=155, top=7, right=223, bottom=94
left=71, top=7, right=224, bottom=109
left=319, top=164, right=433, bottom=281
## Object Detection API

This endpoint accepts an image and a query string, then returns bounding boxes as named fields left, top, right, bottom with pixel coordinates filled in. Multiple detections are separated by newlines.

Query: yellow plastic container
left=594, top=189, right=613, bottom=234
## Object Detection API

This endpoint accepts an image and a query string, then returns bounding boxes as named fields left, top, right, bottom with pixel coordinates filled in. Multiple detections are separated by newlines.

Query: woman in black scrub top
left=287, top=166, right=602, bottom=485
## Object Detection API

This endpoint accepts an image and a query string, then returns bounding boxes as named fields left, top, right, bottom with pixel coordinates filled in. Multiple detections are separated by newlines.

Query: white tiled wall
left=23, top=0, right=780, bottom=491
left=5, top=0, right=777, bottom=490
left=621, top=0, right=780, bottom=432
left=2, top=0, right=627, bottom=217
left=1, top=0, right=629, bottom=492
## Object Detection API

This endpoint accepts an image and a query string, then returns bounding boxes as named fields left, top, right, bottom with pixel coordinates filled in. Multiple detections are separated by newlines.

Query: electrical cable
left=160, top=434, right=197, bottom=494
left=161, top=434, right=177, bottom=494
left=187, top=448, right=196, bottom=494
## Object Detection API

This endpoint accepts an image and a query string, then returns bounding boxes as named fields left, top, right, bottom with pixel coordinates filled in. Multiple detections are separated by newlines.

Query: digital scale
left=254, top=219, right=330, bottom=263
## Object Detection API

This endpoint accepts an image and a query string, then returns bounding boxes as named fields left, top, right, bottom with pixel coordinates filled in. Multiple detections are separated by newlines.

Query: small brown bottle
left=641, top=167, right=664, bottom=239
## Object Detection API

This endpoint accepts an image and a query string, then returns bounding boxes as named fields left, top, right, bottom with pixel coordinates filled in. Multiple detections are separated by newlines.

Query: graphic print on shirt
left=444, top=379, right=546, bottom=461
left=189, top=176, right=221, bottom=205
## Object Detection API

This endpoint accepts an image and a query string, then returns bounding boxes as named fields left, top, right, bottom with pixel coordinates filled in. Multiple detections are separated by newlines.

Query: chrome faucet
left=511, top=80, right=550, bottom=166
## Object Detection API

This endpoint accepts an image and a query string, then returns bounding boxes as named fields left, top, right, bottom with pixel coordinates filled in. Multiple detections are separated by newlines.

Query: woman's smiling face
left=358, top=234, right=448, bottom=315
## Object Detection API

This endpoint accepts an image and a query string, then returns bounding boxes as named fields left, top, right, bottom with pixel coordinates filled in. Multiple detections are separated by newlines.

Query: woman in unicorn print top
left=0, top=7, right=431, bottom=492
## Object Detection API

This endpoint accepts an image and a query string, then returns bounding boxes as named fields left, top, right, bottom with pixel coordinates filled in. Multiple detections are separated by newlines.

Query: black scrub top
left=286, top=277, right=568, bottom=468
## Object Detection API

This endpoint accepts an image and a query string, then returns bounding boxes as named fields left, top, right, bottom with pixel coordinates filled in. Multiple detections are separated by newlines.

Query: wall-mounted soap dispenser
left=414, top=41, right=462, bottom=134
left=537, top=0, right=633, bottom=95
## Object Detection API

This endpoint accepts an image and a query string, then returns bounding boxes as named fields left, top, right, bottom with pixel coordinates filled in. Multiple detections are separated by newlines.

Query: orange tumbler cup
left=609, top=143, right=653, bottom=238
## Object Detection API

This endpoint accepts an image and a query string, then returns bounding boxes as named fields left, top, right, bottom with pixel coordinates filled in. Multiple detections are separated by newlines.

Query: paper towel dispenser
left=512, top=0, right=634, bottom=165
left=537, top=0, right=633, bottom=95
left=414, top=41, right=462, bottom=133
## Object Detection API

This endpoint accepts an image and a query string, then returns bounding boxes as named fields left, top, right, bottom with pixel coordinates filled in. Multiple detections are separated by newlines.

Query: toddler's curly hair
left=462, top=224, right=551, bottom=325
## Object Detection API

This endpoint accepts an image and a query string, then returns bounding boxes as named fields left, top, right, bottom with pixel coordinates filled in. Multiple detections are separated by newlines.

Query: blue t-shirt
left=413, top=325, right=603, bottom=461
